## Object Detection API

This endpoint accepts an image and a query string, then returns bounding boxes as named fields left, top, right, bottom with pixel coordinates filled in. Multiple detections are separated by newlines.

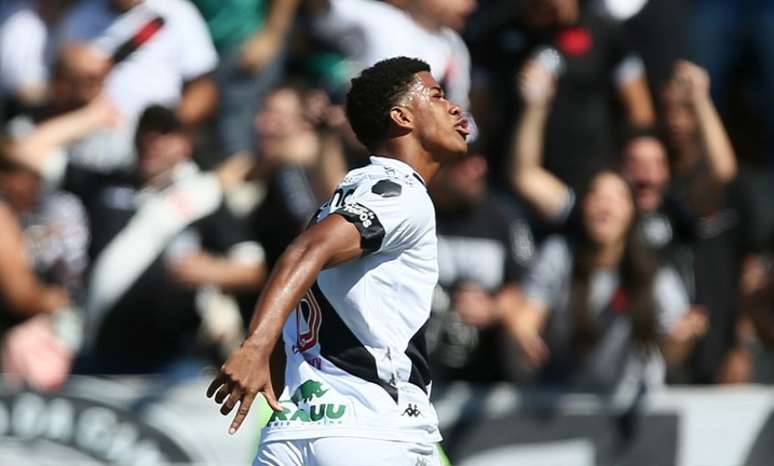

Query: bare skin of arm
left=501, top=296, right=550, bottom=370
left=617, top=74, right=655, bottom=128
left=0, top=203, right=69, bottom=318
left=169, top=251, right=267, bottom=292
left=178, top=74, right=218, bottom=127
left=10, top=96, right=117, bottom=174
left=240, top=0, right=302, bottom=72
left=507, top=61, right=571, bottom=221
left=673, top=60, right=737, bottom=184
left=207, top=213, right=363, bottom=433
left=660, top=306, right=708, bottom=369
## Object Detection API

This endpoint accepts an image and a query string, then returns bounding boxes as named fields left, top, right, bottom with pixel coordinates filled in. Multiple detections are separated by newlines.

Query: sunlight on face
left=398, top=71, right=468, bottom=161
left=582, top=172, right=635, bottom=246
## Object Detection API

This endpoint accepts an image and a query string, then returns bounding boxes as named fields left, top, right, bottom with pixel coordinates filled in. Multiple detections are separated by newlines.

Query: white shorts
left=254, top=437, right=441, bottom=466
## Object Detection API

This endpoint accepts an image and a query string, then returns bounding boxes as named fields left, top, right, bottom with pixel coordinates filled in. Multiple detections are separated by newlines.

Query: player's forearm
left=244, top=237, right=328, bottom=354
left=694, top=96, right=737, bottom=184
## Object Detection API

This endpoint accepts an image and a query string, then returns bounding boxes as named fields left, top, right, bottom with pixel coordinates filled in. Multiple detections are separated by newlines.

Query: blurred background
left=2, top=0, right=774, bottom=464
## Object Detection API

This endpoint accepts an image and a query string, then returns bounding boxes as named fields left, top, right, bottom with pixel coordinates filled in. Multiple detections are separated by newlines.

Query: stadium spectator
left=510, top=56, right=752, bottom=383
left=468, top=0, right=655, bottom=190
left=0, top=139, right=86, bottom=390
left=0, top=0, right=73, bottom=115
left=59, top=0, right=218, bottom=129
left=691, top=0, right=774, bottom=167
left=309, top=0, right=476, bottom=111
left=11, top=102, right=266, bottom=374
left=506, top=170, right=704, bottom=395
left=247, top=84, right=347, bottom=267
left=660, top=60, right=758, bottom=383
left=192, top=0, right=302, bottom=157
left=0, top=160, right=68, bottom=321
left=427, top=152, right=534, bottom=382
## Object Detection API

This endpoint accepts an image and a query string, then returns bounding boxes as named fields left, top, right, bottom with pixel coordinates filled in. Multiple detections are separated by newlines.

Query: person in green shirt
left=192, top=0, right=302, bottom=157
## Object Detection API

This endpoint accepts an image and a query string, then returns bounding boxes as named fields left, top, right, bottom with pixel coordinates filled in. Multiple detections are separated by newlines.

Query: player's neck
left=375, top=141, right=440, bottom=183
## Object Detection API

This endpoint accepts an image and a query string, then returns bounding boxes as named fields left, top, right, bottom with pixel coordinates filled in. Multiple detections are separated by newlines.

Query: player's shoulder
left=339, top=161, right=427, bottom=197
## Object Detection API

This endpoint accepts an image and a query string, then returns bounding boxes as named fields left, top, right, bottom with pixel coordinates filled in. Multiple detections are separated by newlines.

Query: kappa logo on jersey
left=291, top=380, right=329, bottom=404
left=293, top=290, right=322, bottom=353
left=402, top=404, right=422, bottom=417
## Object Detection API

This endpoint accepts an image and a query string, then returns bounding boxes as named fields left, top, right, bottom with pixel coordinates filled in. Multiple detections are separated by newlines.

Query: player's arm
left=207, top=213, right=363, bottom=433
left=508, top=60, right=571, bottom=221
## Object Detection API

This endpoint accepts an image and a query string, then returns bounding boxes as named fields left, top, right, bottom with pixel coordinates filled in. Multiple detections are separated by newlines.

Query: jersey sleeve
left=330, top=177, right=430, bottom=257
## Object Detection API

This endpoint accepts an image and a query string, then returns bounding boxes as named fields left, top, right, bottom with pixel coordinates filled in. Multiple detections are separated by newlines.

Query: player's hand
left=517, top=59, right=557, bottom=108
left=207, top=341, right=282, bottom=434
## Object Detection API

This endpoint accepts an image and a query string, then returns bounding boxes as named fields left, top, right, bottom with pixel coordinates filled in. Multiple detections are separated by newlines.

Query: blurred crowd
left=2, top=0, right=774, bottom=404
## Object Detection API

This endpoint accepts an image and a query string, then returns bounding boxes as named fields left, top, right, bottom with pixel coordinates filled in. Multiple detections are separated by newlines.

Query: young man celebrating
left=207, top=57, right=469, bottom=465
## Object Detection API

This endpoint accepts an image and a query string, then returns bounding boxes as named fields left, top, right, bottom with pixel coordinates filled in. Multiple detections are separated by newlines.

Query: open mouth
left=454, top=119, right=470, bottom=139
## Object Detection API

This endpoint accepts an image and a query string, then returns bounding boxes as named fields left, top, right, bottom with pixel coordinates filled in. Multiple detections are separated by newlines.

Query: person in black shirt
left=428, top=151, right=535, bottom=382
left=10, top=102, right=266, bottom=374
left=468, top=0, right=654, bottom=190
left=511, top=55, right=750, bottom=383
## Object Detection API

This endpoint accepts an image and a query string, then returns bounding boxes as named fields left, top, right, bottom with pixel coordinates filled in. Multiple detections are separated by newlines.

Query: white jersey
left=261, top=156, right=441, bottom=444
left=313, top=0, right=471, bottom=110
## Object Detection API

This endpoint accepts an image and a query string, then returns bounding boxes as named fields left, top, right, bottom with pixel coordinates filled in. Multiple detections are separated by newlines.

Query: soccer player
left=206, top=56, right=469, bottom=465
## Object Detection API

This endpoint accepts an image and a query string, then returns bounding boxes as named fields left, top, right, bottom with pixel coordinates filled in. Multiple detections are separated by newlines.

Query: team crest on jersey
left=293, top=289, right=322, bottom=353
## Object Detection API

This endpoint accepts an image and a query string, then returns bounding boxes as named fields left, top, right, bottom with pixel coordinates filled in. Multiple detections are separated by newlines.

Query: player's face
left=620, top=137, right=670, bottom=213
left=581, top=172, right=635, bottom=247
left=404, top=72, right=469, bottom=162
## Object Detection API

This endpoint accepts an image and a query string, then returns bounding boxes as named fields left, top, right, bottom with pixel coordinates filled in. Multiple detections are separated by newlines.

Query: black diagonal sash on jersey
left=309, top=282, right=431, bottom=402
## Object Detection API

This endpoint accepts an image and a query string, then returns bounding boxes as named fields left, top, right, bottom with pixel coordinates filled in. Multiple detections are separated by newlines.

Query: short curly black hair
left=345, top=57, right=431, bottom=151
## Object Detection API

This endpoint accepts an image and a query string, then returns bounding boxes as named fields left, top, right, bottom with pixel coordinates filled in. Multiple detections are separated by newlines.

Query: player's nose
left=449, top=102, right=462, bottom=116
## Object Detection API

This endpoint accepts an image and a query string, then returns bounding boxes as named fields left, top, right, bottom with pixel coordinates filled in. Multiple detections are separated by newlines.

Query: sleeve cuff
left=333, top=202, right=385, bottom=256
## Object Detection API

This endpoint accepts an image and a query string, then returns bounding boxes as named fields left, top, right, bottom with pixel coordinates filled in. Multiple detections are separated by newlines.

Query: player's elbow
left=281, top=234, right=330, bottom=272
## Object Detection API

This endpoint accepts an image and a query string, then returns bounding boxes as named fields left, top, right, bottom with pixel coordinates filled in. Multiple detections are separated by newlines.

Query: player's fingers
left=207, top=374, right=227, bottom=398
left=229, top=392, right=255, bottom=435
left=214, top=382, right=233, bottom=404
left=221, top=386, right=243, bottom=415
left=264, top=384, right=283, bottom=412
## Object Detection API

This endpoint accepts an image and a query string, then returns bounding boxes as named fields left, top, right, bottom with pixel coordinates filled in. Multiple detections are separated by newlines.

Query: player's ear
left=389, top=106, right=414, bottom=131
